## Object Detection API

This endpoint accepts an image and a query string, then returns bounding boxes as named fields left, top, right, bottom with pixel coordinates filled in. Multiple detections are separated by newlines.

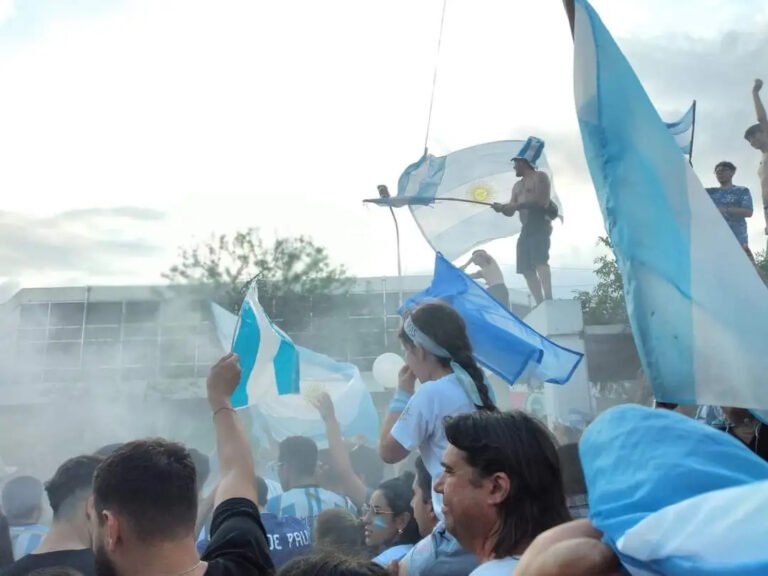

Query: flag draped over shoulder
left=665, top=102, right=695, bottom=155
left=571, top=0, right=768, bottom=410
left=402, top=253, right=582, bottom=385
left=371, top=140, right=562, bottom=261
left=210, top=301, right=380, bottom=445
left=580, top=404, right=768, bottom=575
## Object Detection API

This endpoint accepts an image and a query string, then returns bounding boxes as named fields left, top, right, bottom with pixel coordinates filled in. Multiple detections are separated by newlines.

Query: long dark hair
left=399, top=302, right=496, bottom=411
left=375, top=475, right=421, bottom=546
left=444, top=410, right=569, bottom=558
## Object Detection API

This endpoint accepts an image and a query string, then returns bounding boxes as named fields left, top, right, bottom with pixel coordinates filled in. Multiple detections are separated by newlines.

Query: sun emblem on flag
left=470, top=184, right=492, bottom=202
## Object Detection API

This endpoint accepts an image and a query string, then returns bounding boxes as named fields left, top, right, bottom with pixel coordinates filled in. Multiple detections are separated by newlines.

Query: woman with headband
left=378, top=301, right=497, bottom=523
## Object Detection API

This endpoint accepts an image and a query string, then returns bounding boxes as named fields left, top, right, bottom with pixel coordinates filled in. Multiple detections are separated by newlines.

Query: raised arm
left=310, top=392, right=369, bottom=508
left=754, top=79, right=767, bottom=132
left=379, top=365, right=415, bottom=464
left=207, top=353, right=259, bottom=507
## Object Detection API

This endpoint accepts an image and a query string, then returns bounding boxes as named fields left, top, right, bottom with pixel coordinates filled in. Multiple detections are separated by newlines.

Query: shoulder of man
left=202, top=498, right=274, bottom=573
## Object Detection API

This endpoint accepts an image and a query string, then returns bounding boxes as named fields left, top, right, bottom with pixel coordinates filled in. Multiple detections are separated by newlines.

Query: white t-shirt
left=390, top=373, right=477, bottom=519
left=470, top=557, right=520, bottom=575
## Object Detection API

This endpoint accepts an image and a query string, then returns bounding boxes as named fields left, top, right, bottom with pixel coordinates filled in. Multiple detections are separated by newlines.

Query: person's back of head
left=278, top=551, right=388, bottom=576
left=349, top=445, right=384, bottom=489
left=93, top=444, right=123, bottom=458
left=442, top=410, right=569, bottom=559
left=278, top=436, right=319, bottom=490
left=2, top=475, right=44, bottom=525
left=187, top=448, right=210, bottom=494
left=255, top=476, right=269, bottom=509
left=46, top=455, right=102, bottom=525
left=92, top=438, right=197, bottom=570
left=314, top=509, right=365, bottom=556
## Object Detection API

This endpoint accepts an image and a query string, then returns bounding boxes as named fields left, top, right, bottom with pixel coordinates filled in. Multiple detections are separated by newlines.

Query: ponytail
left=454, top=349, right=497, bottom=412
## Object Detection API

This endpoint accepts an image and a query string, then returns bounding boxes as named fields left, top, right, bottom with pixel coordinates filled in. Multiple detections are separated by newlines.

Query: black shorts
left=517, top=223, right=552, bottom=274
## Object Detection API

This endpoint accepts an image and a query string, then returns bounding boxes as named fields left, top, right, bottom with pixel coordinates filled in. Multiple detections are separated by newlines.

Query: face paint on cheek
left=372, top=516, right=389, bottom=530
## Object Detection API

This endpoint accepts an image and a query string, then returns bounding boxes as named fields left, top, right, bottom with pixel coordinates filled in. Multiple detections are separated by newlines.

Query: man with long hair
left=435, top=411, right=569, bottom=575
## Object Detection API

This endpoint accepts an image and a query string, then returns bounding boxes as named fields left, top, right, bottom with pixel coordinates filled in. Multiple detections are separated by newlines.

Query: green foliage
left=164, top=228, right=353, bottom=311
left=575, top=236, right=628, bottom=325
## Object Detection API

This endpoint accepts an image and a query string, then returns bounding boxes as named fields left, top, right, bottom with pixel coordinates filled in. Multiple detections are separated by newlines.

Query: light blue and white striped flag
left=665, top=102, right=695, bottom=155
left=372, top=140, right=562, bottom=261
left=217, top=287, right=301, bottom=407
left=210, top=301, right=380, bottom=445
left=572, top=0, right=768, bottom=410
left=580, top=404, right=768, bottom=575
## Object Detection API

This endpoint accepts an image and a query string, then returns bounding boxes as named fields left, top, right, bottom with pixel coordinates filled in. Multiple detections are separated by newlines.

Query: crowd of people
left=0, top=78, right=766, bottom=576
left=0, top=297, right=766, bottom=576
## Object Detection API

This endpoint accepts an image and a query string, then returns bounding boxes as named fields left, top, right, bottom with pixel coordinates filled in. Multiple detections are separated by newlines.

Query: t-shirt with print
left=0, top=548, right=95, bottom=576
left=261, top=512, right=311, bottom=568
left=202, top=497, right=274, bottom=576
left=706, top=185, right=753, bottom=245
left=266, top=486, right=356, bottom=540
left=390, top=373, right=477, bottom=519
left=470, top=557, right=520, bottom=575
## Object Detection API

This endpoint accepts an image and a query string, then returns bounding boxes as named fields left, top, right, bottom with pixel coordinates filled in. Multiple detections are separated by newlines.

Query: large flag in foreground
left=402, top=253, right=582, bottom=385
left=571, top=0, right=768, bottom=409
left=664, top=101, right=695, bottom=156
left=581, top=404, right=768, bottom=575
left=371, top=140, right=562, bottom=261
left=210, top=301, right=379, bottom=445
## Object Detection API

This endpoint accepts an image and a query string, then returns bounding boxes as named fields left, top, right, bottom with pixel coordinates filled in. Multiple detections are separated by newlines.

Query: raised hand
left=207, top=353, right=241, bottom=409
left=755, top=78, right=764, bottom=93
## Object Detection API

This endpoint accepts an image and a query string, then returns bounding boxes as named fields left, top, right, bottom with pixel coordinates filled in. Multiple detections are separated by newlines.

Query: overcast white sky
left=0, top=0, right=766, bottom=299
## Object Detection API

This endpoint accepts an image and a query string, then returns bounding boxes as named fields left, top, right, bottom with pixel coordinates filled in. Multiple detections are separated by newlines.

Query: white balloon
left=372, top=353, right=405, bottom=389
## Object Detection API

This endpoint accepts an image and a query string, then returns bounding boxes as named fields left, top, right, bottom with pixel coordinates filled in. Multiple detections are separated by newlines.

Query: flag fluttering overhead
left=664, top=101, right=696, bottom=156
left=580, top=404, right=768, bottom=575
left=369, top=140, right=562, bottom=261
left=225, top=287, right=301, bottom=407
left=571, top=0, right=768, bottom=409
left=402, top=253, right=582, bottom=385
left=210, top=302, right=380, bottom=445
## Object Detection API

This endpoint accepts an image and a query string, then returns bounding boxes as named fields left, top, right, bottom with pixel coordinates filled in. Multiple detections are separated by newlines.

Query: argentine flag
left=572, top=0, right=768, bottom=410
left=665, top=102, right=695, bottom=156
left=372, top=140, right=562, bottom=261
left=210, top=301, right=379, bottom=445
left=581, top=404, right=768, bottom=575
left=402, top=253, right=583, bottom=385
left=225, top=287, right=300, bottom=407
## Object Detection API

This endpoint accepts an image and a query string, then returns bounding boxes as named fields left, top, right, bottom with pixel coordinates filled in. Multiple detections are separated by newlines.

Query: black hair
left=255, top=476, right=269, bottom=508
left=45, top=455, right=102, bottom=520
left=715, top=161, right=736, bottom=172
left=413, top=457, right=431, bottom=505
left=399, top=302, right=496, bottom=412
left=93, top=439, right=197, bottom=542
left=374, top=475, right=421, bottom=546
left=94, top=443, right=123, bottom=458
left=314, top=509, right=365, bottom=555
left=279, top=436, right=319, bottom=478
left=278, top=551, right=388, bottom=576
left=1, top=476, right=43, bottom=524
left=745, top=123, right=764, bottom=140
left=0, top=512, right=12, bottom=568
left=187, top=448, right=210, bottom=493
left=557, top=443, right=586, bottom=496
left=444, top=410, right=569, bottom=558
left=349, top=445, right=384, bottom=488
